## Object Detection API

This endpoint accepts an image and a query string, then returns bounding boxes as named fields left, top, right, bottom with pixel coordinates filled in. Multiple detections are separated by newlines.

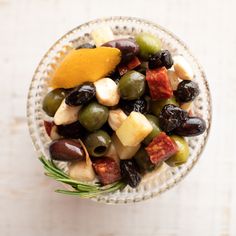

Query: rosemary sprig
left=39, top=156, right=126, bottom=198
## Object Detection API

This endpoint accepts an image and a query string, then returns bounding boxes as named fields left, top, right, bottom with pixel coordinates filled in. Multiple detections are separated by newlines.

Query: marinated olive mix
left=42, top=26, right=207, bottom=189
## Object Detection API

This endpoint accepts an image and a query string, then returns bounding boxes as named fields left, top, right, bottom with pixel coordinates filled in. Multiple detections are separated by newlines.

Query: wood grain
left=0, top=0, right=235, bottom=235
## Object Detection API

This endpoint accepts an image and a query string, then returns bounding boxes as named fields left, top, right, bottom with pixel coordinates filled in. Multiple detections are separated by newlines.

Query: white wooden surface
left=0, top=0, right=235, bottom=235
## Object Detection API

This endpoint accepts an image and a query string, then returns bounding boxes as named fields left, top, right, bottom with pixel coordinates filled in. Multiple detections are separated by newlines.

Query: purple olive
left=102, top=38, right=139, bottom=63
left=174, top=117, right=206, bottom=137
left=49, top=139, right=85, bottom=161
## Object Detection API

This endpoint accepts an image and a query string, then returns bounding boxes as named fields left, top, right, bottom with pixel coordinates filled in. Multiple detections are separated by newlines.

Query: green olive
left=42, top=88, right=68, bottom=117
left=150, top=97, right=179, bottom=116
left=134, top=147, right=155, bottom=173
left=119, top=70, right=145, bottom=100
left=84, top=130, right=111, bottom=157
left=79, top=101, right=109, bottom=131
left=143, top=114, right=161, bottom=145
left=135, top=33, right=162, bottom=59
left=166, top=135, right=189, bottom=167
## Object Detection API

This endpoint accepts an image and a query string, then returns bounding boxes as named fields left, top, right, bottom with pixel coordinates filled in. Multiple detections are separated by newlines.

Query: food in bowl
left=40, top=25, right=206, bottom=197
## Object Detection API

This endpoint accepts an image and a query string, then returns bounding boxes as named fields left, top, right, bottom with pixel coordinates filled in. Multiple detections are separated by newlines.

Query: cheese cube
left=112, top=134, right=140, bottom=160
left=94, top=78, right=120, bottom=106
left=116, top=111, right=153, bottom=146
left=91, top=26, right=114, bottom=47
left=54, top=99, right=80, bottom=125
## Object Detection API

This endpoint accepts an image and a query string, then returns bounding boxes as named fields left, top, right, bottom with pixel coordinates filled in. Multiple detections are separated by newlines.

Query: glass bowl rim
left=27, top=16, right=212, bottom=204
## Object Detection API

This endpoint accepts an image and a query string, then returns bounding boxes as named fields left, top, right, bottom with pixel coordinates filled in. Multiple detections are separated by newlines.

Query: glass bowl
left=27, top=16, right=212, bottom=204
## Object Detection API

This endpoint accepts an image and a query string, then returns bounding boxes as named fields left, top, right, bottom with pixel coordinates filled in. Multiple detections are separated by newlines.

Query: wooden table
left=0, top=0, right=235, bottom=235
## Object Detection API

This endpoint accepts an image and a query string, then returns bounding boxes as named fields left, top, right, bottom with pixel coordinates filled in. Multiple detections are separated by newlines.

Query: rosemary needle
left=39, top=156, right=126, bottom=198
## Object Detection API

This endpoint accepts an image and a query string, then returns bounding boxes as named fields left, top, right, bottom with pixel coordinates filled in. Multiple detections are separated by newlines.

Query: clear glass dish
left=27, top=16, right=212, bottom=204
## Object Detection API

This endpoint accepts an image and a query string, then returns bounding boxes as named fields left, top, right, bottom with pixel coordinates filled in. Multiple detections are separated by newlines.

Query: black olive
left=174, top=117, right=206, bottom=136
left=120, top=160, right=141, bottom=188
left=159, top=104, right=188, bottom=132
left=65, top=82, right=96, bottom=106
left=76, top=43, right=96, bottom=49
left=174, top=80, right=200, bottom=102
left=120, top=98, right=147, bottom=115
left=148, top=53, right=162, bottom=69
left=57, top=121, right=85, bottom=139
left=148, top=50, right=173, bottom=69
left=102, top=38, right=140, bottom=63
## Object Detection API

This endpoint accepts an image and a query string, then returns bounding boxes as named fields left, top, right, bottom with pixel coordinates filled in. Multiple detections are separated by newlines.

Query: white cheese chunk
left=91, top=26, right=114, bottom=47
left=54, top=99, right=80, bottom=125
left=112, top=134, right=140, bottom=160
left=94, top=78, right=120, bottom=106
left=173, top=55, right=194, bottom=80
left=116, top=111, right=153, bottom=147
